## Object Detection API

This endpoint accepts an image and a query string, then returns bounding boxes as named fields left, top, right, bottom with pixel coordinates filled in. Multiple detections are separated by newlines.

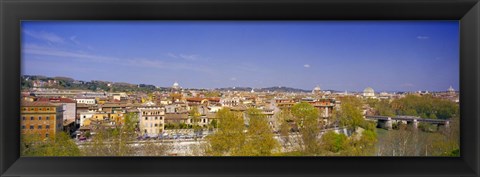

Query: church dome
left=172, top=81, right=180, bottom=89
left=448, top=86, right=455, bottom=92
left=363, top=87, right=375, bottom=97
left=312, top=85, right=321, bottom=94
left=364, top=87, right=374, bottom=93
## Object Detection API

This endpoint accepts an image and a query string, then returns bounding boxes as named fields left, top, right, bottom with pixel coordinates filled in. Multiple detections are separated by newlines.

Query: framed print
left=1, top=0, right=479, bottom=176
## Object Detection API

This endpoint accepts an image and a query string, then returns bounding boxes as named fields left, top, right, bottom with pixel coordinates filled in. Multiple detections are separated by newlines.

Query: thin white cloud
left=23, top=43, right=214, bottom=74
left=304, top=64, right=310, bottom=68
left=126, top=58, right=165, bottom=68
left=69, top=36, right=81, bottom=45
left=416, top=36, right=429, bottom=40
left=23, top=43, right=118, bottom=63
left=167, top=53, right=199, bottom=61
left=179, top=54, right=198, bottom=61
left=230, top=77, right=237, bottom=81
left=24, top=30, right=65, bottom=43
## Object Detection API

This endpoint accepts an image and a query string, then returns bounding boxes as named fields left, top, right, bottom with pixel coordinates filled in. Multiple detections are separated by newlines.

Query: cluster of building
left=20, top=80, right=459, bottom=140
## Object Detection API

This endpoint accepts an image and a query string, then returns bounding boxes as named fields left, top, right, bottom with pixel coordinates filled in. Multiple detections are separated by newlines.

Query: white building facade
left=138, top=107, right=165, bottom=137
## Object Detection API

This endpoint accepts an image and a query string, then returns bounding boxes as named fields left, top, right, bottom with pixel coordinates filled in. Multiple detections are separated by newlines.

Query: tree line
left=206, top=97, right=378, bottom=156
left=369, top=94, right=458, bottom=119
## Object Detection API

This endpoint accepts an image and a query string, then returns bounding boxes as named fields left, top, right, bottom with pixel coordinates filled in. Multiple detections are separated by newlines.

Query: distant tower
left=363, top=87, right=375, bottom=97
left=312, top=85, right=321, bottom=95
left=251, top=88, right=255, bottom=93
left=447, top=86, right=455, bottom=95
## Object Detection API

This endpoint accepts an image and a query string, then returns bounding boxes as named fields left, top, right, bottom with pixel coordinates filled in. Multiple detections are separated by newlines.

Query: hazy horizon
left=21, top=21, right=459, bottom=92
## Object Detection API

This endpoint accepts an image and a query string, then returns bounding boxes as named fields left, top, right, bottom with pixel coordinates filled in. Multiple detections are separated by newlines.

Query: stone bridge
left=365, top=115, right=450, bottom=130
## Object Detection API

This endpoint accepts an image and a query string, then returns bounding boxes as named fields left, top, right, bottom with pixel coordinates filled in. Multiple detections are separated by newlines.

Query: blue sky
left=21, top=21, right=459, bottom=92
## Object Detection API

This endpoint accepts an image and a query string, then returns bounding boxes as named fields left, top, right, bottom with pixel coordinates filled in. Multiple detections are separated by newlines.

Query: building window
left=38, top=125, right=42, bottom=129
left=30, top=108, right=34, bottom=111
left=39, top=108, right=43, bottom=111
left=23, top=108, right=27, bottom=111
left=22, top=116, right=25, bottom=120
left=46, top=116, right=50, bottom=120
left=38, top=116, right=42, bottom=120
left=21, top=125, right=25, bottom=129
left=45, top=134, right=49, bottom=138
left=29, top=125, right=34, bottom=129
left=46, top=108, right=50, bottom=111
left=145, top=117, right=148, bottom=120
left=46, top=125, right=50, bottom=129
left=30, top=116, right=34, bottom=120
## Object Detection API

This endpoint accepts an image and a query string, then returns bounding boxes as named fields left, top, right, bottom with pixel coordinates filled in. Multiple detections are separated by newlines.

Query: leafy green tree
left=210, top=119, right=218, bottom=129
left=337, top=96, right=364, bottom=132
left=85, top=131, right=91, bottom=139
left=344, top=129, right=377, bottom=156
left=291, top=102, right=321, bottom=155
left=190, top=106, right=203, bottom=135
left=430, top=116, right=460, bottom=156
left=391, top=95, right=458, bottom=119
left=364, top=98, right=379, bottom=108
left=277, top=110, right=294, bottom=149
left=320, top=131, right=348, bottom=153
left=240, top=108, right=278, bottom=156
left=204, top=91, right=221, bottom=97
left=205, top=108, right=246, bottom=156
left=83, top=113, right=138, bottom=156
left=374, top=99, right=395, bottom=117
left=21, top=132, right=81, bottom=156
left=179, top=123, right=188, bottom=129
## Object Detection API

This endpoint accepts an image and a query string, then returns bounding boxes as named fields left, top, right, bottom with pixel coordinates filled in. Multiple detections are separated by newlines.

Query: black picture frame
left=1, top=0, right=479, bottom=176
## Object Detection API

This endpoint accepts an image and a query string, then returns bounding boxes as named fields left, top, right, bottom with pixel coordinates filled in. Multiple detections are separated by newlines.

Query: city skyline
left=21, top=21, right=459, bottom=91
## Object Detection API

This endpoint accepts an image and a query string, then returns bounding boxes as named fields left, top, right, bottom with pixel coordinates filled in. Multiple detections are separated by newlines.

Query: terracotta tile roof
left=21, top=101, right=57, bottom=107
left=207, top=98, right=221, bottom=102
left=100, top=103, right=127, bottom=107
left=186, top=97, right=204, bottom=102
left=37, top=97, right=76, bottom=103
left=186, top=97, right=221, bottom=102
